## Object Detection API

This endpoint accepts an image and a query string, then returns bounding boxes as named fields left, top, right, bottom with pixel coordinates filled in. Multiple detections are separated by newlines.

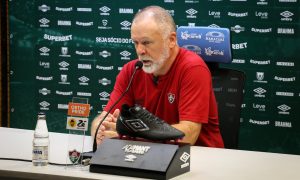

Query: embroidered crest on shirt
left=168, top=93, right=175, bottom=104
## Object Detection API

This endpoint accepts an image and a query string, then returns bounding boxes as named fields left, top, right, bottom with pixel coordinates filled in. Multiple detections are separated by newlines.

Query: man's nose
left=136, top=44, right=146, bottom=55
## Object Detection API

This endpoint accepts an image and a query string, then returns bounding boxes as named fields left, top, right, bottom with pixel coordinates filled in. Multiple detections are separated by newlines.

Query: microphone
left=92, top=61, right=143, bottom=152
left=153, top=76, right=159, bottom=85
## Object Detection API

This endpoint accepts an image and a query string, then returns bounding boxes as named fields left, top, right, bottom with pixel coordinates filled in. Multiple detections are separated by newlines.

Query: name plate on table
left=90, top=138, right=190, bottom=180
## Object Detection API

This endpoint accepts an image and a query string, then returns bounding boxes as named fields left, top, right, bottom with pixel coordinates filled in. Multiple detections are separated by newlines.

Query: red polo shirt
left=105, top=48, right=224, bottom=147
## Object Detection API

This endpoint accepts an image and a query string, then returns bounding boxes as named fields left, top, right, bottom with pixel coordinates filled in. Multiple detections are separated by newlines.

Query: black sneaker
left=116, top=104, right=185, bottom=141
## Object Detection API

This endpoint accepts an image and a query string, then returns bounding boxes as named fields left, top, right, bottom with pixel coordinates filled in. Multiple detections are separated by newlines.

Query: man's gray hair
left=132, top=6, right=176, bottom=38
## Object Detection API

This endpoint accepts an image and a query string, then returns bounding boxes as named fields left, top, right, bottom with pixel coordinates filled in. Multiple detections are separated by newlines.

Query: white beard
left=141, top=44, right=170, bottom=74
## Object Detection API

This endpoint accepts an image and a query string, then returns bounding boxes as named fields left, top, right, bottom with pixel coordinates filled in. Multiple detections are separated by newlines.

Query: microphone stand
left=92, top=61, right=143, bottom=152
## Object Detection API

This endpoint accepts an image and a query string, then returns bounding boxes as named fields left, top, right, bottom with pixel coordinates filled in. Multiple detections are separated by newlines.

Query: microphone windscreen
left=135, top=61, right=143, bottom=69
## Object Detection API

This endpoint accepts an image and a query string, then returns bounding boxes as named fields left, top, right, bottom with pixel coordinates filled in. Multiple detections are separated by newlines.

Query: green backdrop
left=8, top=0, right=300, bottom=155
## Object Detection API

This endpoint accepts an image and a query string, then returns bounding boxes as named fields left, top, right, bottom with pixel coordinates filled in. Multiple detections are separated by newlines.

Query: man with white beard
left=91, top=6, right=224, bottom=148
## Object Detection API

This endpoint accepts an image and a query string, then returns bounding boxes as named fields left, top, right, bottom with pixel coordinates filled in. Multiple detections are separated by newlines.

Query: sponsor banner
left=250, top=100, right=271, bottom=114
left=271, top=101, right=297, bottom=119
left=250, top=71, right=270, bottom=84
left=275, top=8, right=299, bottom=23
left=66, top=116, right=89, bottom=131
left=276, top=24, right=298, bottom=37
left=275, top=58, right=298, bottom=71
left=272, top=86, right=299, bottom=102
left=36, top=98, right=55, bottom=111
left=67, top=102, right=90, bottom=117
left=240, top=56, right=273, bottom=70
left=74, top=47, right=94, bottom=59
left=17, top=0, right=297, bottom=155
left=225, top=7, right=250, bottom=21
left=247, top=117, right=272, bottom=127
left=246, top=85, right=271, bottom=100
left=275, top=0, right=300, bottom=7
left=272, top=70, right=297, bottom=86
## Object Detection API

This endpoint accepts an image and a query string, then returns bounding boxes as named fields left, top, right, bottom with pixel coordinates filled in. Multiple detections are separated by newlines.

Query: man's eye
left=142, top=41, right=151, bottom=45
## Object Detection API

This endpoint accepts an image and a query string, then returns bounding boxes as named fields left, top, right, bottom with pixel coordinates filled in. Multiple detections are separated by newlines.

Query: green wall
left=9, top=0, right=300, bottom=154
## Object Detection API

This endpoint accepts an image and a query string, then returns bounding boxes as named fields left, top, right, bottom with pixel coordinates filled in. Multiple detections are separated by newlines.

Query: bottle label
left=32, top=146, right=48, bottom=162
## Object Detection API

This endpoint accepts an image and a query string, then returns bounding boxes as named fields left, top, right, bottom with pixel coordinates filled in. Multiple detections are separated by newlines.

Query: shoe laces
left=136, top=108, right=164, bottom=125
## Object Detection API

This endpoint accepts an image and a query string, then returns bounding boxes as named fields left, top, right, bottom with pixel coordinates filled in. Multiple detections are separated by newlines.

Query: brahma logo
left=77, top=8, right=92, bottom=12
left=119, top=8, right=133, bottom=14
left=277, top=28, right=295, bottom=35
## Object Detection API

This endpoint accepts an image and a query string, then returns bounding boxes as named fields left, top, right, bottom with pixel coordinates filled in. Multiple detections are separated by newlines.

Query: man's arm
left=172, top=121, right=201, bottom=145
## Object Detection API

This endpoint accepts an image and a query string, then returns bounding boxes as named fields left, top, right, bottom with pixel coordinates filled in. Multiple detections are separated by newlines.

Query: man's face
left=131, top=19, right=170, bottom=74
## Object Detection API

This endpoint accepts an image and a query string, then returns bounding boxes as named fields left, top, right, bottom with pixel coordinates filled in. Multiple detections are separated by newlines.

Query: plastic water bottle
left=32, top=112, right=49, bottom=166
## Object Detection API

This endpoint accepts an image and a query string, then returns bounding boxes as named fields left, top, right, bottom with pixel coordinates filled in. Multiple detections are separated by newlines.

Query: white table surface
left=1, top=127, right=300, bottom=180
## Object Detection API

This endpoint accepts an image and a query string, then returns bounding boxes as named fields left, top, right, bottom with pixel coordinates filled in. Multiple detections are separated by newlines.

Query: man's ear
left=168, top=32, right=177, bottom=48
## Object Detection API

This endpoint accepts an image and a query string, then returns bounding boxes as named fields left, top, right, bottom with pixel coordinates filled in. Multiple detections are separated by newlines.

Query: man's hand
left=91, top=109, right=120, bottom=145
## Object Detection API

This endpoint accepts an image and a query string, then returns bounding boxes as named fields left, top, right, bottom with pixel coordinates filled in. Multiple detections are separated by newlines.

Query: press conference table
left=1, top=127, right=300, bottom=180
